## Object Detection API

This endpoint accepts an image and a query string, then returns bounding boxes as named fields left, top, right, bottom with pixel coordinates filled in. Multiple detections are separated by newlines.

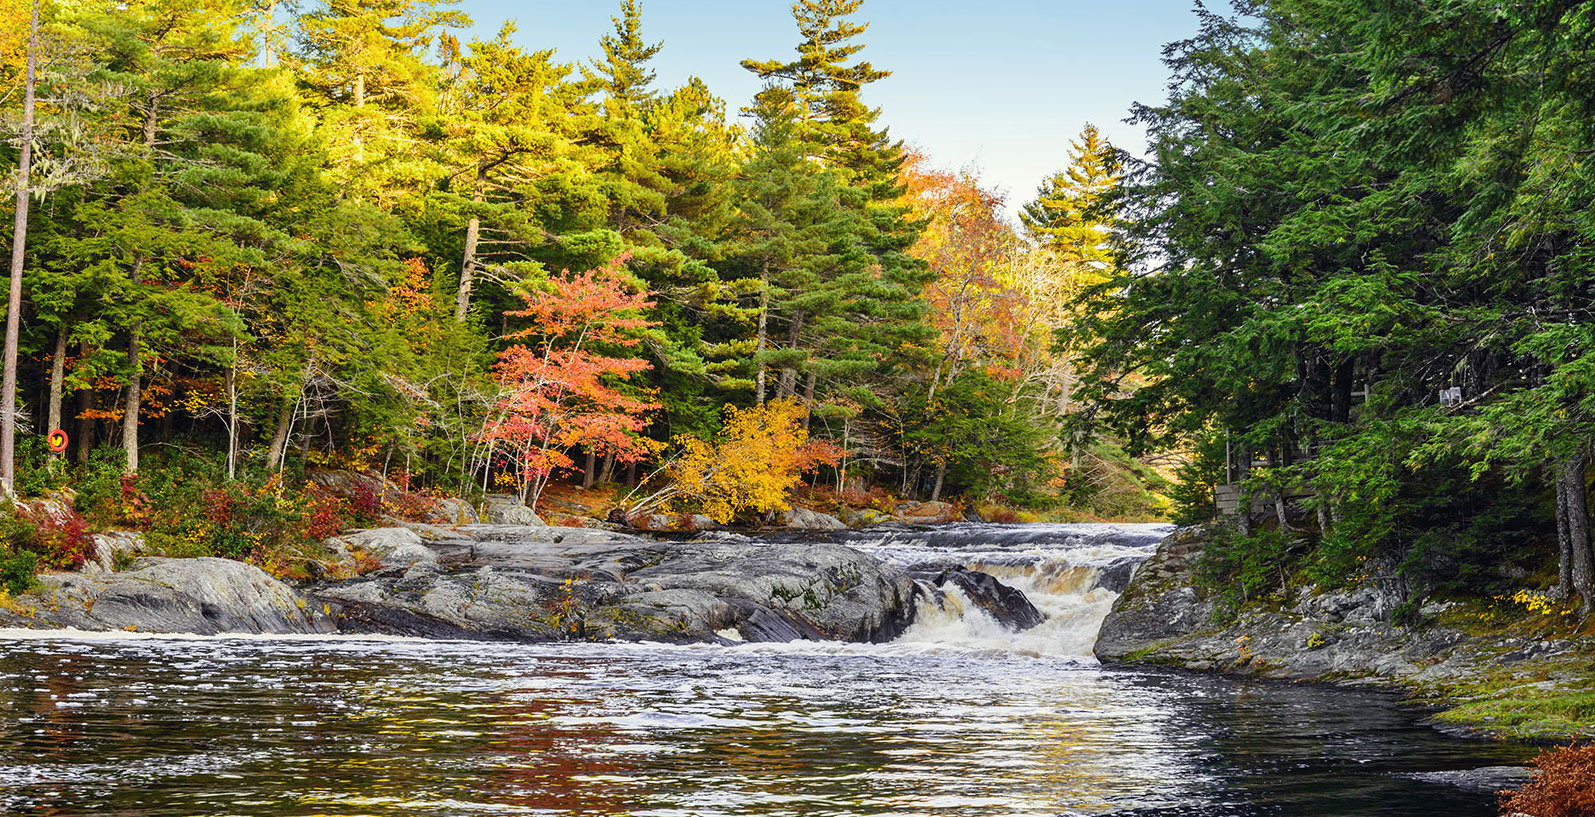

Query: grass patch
left=1436, top=689, right=1595, bottom=741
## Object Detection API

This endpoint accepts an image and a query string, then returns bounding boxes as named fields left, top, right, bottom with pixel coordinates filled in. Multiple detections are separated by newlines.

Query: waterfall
left=835, top=523, right=1172, bottom=659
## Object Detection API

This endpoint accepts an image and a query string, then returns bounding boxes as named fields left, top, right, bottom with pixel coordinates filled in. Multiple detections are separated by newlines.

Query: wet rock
left=778, top=507, right=846, bottom=531
left=838, top=507, right=907, bottom=528
left=312, top=526, right=917, bottom=645
left=907, top=564, right=1043, bottom=631
left=15, top=558, right=334, bottom=635
left=1093, top=558, right=1141, bottom=594
left=896, top=501, right=960, bottom=524
left=1398, top=766, right=1533, bottom=794
left=1095, top=526, right=1217, bottom=661
left=1096, top=525, right=1582, bottom=719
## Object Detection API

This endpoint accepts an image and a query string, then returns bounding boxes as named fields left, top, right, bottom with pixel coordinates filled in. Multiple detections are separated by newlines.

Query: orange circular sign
left=46, top=429, right=69, bottom=453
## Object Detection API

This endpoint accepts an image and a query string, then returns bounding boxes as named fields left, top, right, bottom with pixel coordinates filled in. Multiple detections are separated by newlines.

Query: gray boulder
left=84, top=531, right=145, bottom=574
left=333, top=527, right=437, bottom=569
left=432, top=497, right=481, bottom=525
left=1095, top=526, right=1217, bottom=661
left=778, top=506, right=846, bottom=531
left=12, top=557, right=335, bottom=635
left=908, top=564, right=1043, bottom=631
left=313, top=525, right=918, bottom=644
left=481, top=495, right=546, bottom=526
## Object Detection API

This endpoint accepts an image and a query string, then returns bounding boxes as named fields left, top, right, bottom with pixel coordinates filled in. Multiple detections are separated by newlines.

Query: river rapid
left=0, top=523, right=1532, bottom=816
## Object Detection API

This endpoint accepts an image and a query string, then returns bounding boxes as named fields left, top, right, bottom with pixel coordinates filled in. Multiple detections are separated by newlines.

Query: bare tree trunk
left=45, top=326, right=64, bottom=460
left=755, top=262, right=769, bottom=405
left=930, top=463, right=947, bottom=502
left=582, top=449, right=596, bottom=489
left=265, top=400, right=294, bottom=472
left=121, top=325, right=142, bottom=474
left=598, top=453, right=616, bottom=484
left=1556, top=469, right=1574, bottom=600
left=1, top=0, right=39, bottom=494
left=224, top=359, right=238, bottom=481
left=74, top=387, right=93, bottom=463
left=1559, top=452, right=1594, bottom=615
left=453, top=164, right=487, bottom=321
left=777, top=312, right=802, bottom=399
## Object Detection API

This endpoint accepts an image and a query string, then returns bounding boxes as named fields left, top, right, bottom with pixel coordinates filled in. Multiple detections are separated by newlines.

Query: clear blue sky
left=461, top=0, right=1201, bottom=216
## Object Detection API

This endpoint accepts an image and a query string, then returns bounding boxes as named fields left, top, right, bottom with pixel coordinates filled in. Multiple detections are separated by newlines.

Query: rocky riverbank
left=0, top=520, right=1050, bottom=646
left=1097, top=526, right=1595, bottom=740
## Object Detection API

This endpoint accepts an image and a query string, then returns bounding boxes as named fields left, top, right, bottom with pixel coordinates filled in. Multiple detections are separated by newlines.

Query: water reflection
left=0, top=635, right=1532, bottom=816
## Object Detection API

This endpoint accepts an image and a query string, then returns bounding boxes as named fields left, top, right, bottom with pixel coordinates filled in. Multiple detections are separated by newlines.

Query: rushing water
left=0, top=523, right=1533, bottom=816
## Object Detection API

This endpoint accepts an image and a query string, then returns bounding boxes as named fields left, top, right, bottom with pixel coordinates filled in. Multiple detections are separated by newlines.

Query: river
left=0, top=523, right=1532, bottom=815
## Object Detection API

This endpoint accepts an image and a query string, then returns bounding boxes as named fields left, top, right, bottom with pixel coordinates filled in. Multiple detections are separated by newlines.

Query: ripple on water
left=0, top=523, right=1537, bottom=816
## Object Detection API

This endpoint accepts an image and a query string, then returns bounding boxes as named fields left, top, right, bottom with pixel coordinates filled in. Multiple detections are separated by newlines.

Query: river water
left=0, top=523, right=1532, bottom=816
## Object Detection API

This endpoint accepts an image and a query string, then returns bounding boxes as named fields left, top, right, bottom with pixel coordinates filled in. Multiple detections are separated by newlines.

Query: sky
left=461, top=0, right=1203, bottom=217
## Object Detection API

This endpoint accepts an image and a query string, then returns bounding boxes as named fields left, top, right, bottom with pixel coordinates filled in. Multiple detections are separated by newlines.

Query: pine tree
left=718, top=86, right=848, bottom=404
left=742, top=0, right=930, bottom=435
left=292, top=0, right=467, bottom=209
left=436, top=23, right=591, bottom=321
left=1020, top=124, right=1121, bottom=266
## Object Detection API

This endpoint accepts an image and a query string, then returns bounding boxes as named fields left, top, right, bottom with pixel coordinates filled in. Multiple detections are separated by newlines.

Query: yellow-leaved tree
left=639, top=399, right=841, bottom=524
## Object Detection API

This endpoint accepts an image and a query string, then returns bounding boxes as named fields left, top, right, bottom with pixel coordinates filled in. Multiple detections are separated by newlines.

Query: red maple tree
left=481, top=255, right=661, bottom=507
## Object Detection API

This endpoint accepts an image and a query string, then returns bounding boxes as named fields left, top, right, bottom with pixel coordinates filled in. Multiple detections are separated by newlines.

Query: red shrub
left=381, top=489, right=438, bottom=523
left=348, top=482, right=382, bottom=524
left=986, top=507, right=1021, bottom=524
left=305, top=494, right=349, bottom=540
left=17, top=502, right=93, bottom=569
left=1502, top=744, right=1595, bottom=817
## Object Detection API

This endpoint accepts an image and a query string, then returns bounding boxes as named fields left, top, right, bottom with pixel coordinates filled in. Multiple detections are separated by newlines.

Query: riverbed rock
left=838, top=507, right=907, bottom=528
left=1096, top=525, right=1590, bottom=737
left=312, top=525, right=918, bottom=644
left=5, top=557, right=335, bottom=635
left=907, top=564, right=1043, bottom=631
left=896, top=501, right=960, bottom=524
left=778, top=507, right=846, bottom=530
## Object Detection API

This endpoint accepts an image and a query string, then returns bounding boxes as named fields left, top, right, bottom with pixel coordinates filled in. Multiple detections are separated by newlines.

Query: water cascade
left=833, top=522, right=1173, bottom=658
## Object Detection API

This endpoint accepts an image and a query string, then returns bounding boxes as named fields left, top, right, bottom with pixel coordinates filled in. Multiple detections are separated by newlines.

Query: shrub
left=28, top=507, right=91, bottom=569
left=0, top=552, right=38, bottom=595
left=1197, top=527, right=1301, bottom=607
left=1501, top=744, right=1595, bottom=817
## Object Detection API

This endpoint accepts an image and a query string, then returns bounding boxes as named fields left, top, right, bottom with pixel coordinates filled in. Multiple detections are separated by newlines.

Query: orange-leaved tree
left=636, top=398, right=842, bottom=524
left=481, top=255, right=661, bottom=507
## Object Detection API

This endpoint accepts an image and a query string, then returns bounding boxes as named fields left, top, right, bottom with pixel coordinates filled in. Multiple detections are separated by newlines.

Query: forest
left=1077, top=0, right=1595, bottom=620
left=0, top=0, right=1160, bottom=579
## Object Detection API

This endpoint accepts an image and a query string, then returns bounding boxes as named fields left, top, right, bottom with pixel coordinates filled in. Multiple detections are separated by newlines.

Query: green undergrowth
left=1400, top=603, right=1595, bottom=740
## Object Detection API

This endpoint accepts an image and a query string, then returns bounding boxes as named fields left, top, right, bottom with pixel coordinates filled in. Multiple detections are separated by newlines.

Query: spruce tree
left=742, top=0, right=930, bottom=429
left=1020, top=124, right=1121, bottom=266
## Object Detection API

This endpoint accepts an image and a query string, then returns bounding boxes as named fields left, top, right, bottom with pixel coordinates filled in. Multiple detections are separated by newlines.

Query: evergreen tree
left=1020, top=124, right=1121, bottom=266
left=742, top=0, right=930, bottom=448
left=292, top=0, right=467, bottom=209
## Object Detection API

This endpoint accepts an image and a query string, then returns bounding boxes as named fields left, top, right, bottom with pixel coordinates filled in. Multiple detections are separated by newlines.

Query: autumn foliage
left=482, top=255, right=662, bottom=507
left=664, top=399, right=843, bottom=523
left=1501, top=744, right=1595, bottom=817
